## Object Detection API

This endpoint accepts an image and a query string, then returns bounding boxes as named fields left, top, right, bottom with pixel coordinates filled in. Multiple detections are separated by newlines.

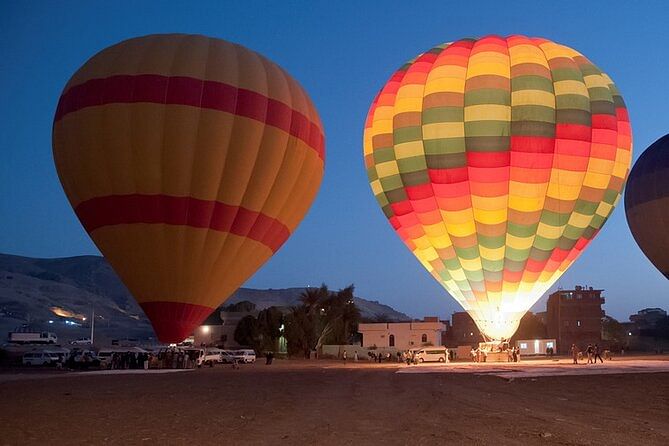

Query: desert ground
left=1, top=357, right=668, bottom=445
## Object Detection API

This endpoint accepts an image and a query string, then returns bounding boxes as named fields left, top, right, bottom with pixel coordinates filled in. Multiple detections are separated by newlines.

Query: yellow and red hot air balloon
left=364, top=35, right=631, bottom=340
left=53, top=34, right=325, bottom=343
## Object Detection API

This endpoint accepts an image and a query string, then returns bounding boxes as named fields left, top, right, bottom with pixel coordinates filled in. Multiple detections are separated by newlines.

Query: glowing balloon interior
left=363, top=36, right=631, bottom=340
left=53, top=34, right=325, bottom=343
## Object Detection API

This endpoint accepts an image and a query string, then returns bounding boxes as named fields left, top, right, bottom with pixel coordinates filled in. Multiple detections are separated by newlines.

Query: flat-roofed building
left=546, top=285, right=604, bottom=353
left=447, top=311, right=483, bottom=346
left=358, top=317, right=446, bottom=349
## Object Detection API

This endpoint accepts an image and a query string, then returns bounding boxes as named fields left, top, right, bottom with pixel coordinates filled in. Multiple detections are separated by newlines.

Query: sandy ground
left=1, top=358, right=668, bottom=445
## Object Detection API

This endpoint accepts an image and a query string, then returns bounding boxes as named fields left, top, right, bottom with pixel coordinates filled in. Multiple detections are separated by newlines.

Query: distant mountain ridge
left=0, top=253, right=409, bottom=342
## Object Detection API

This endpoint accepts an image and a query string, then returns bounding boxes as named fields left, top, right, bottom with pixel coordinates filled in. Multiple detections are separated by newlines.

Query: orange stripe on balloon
left=75, top=194, right=290, bottom=253
left=54, top=74, right=325, bottom=160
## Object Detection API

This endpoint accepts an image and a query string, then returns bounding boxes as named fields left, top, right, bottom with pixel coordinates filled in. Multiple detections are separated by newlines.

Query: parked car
left=220, top=350, right=237, bottom=364
left=70, top=337, right=92, bottom=345
left=66, top=349, right=101, bottom=369
left=23, top=351, right=60, bottom=366
left=414, top=347, right=448, bottom=363
left=202, top=348, right=228, bottom=366
left=233, top=349, right=256, bottom=363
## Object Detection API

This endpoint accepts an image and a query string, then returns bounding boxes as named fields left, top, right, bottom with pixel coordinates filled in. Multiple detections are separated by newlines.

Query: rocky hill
left=0, top=253, right=409, bottom=344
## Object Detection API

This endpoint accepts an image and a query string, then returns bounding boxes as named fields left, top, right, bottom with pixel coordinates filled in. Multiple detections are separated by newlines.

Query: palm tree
left=299, top=284, right=328, bottom=315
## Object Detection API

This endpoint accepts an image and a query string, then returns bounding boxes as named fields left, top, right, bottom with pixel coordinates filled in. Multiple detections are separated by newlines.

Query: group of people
left=340, top=349, right=393, bottom=363
left=402, top=350, right=422, bottom=365
left=507, top=346, right=520, bottom=362
left=109, top=351, right=150, bottom=370
left=155, top=348, right=200, bottom=369
left=340, top=350, right=439, bottom=364
left=60, top=350, right=100, bottom=370
left=570, top=343, right=605, bottom=364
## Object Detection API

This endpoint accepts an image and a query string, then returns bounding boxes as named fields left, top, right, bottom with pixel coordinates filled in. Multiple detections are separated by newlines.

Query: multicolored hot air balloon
left=625, top=134, right=669, bottom=279
left=363, top=35, right=631, bottom=340
left=53, top=34, right=325, bottom=343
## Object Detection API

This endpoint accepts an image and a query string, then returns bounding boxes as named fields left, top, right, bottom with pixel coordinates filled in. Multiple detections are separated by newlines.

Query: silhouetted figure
left=571, top=344, right=579, bottom=364
left=593, top=344, right=603, bottom=363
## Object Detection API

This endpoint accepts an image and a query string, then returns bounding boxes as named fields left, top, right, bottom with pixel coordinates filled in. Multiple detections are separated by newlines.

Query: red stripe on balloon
left=54, top=74, right=325, bottom=160
left=140, top=301, right=215, bottom=343
left=75, top=194, right=290, bottom=253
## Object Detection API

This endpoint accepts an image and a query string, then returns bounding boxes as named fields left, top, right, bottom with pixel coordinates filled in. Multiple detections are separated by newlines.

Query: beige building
left=358, top=317, right=446, bottom=349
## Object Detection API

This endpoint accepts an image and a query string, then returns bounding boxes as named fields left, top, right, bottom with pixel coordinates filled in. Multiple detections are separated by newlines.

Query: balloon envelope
left=53, top=34, right=325, bottom=342
left=625, top=134, right=669, bottom=279
left=363, top=35, right=631, bottom=340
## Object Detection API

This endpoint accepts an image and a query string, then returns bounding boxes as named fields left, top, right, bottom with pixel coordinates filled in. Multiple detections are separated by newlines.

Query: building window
left=389, top=334, right=395, bottom=347
left=577, top=320, right=581, bottom=327
left=421, top=334, right=427, bottom=343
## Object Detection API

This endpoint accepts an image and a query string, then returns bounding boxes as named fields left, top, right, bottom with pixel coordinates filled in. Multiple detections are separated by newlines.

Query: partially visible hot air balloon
left=625, top=134, right=669, bottom=279
left=363, top=35, right=631, bottom=340
left=53, top=34, right=325, bottom=343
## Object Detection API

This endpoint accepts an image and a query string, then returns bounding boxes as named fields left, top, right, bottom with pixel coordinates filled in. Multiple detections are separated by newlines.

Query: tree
left=284, top=284, right=362, bottom=357
left=654, top=316, right=669, bottom=340
left=511, top=312, right=546, bottom=342
left=257, top=307, right=284, bottom=351
left=602, top=316, right=626, bottom=343
left=299, top=285, right=328, bottom=314
left=234, top=315, right=262, bottom=353
left=284, top=306, right=317, bottom=358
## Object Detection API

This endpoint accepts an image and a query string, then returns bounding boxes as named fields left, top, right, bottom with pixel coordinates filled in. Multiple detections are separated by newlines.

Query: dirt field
left=1, top=359, right=668, bottom=445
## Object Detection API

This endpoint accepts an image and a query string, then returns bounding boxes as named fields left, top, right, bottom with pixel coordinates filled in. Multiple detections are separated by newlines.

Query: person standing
left=354, top=350, right=358, bottom=362
left=593, top=344, right=604, bottom=363
left=342, top=350, right=347, bottom=363
left=571, top=344, right=579, bottom=364
left=586, top=344, right=594, bottom=364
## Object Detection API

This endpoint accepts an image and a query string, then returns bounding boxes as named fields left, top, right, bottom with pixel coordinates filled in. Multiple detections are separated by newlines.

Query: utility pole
left=90, top=309, right=95, bottom=344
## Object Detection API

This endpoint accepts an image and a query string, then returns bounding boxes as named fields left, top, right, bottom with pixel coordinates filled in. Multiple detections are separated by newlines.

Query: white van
left=220, top=350, right=236, bottom=364
left=183, top=348, right=207, bottom=367
left=23, top=351, right=60, bottom=366
left=415, top=347, right=448, bottom=363
left=234, top=349, right=256, bottom=363
left=202, top=348, right=225, bottom=366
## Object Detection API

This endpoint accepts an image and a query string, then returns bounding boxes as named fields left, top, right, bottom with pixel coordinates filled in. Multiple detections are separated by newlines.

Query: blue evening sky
left=1, top=1, right=668, bottom=321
